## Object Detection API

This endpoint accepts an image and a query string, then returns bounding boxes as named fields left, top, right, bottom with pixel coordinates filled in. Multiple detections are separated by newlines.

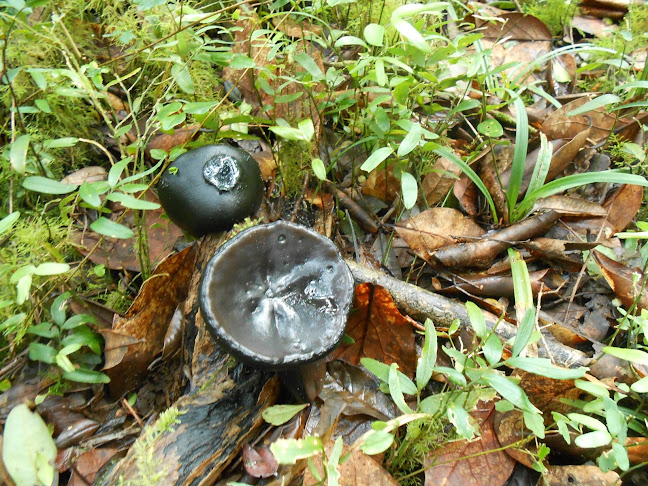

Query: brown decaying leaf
left=546, top=128, right=591, bottom=181
left=532, top=195, right=607, bottom=217
left=303, top=440, right=400, bottom=486
left=425, top=401, right=516, bottom=486
left=571, top=15, right=617, bottom=38
left=61, top=166, right=108, bottom=185
left=72, top=192, right=183, bottom=272
left=432, top=211, right=561, bottom=269
left=593, top=250, right=648, bottom=312
left=363, top=164, right=400, bottom=202
left=422, top=156, right=463, bottom=206
left=145, top=124, right=200, bottom=155
left=474, top=12, right=552, bottom=41
left=395, top=208, right=486, bottom=261
left=243, top=444, right=278, bottom=478
left=569, top=184, right=643, bottom=237
left=541, top=464, right=620, bottom=486
left=328, top=283, right=417, bottom=378
left=541, top=96, right=617, bottom=142
left=454, top=173, right=480, bottom=216
left=103, top=245, right=197, bottom=397
left=67, top=448, right=121, bottom=486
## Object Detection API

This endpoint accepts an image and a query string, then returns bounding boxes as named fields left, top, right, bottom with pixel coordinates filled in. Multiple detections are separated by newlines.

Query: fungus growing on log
left=157, top=144, right=264, bottom=236
left=199, top=221, right=354, bottom=368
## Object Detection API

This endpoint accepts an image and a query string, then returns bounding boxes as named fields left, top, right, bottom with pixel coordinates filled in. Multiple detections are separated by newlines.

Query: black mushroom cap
left=199, top=221, right=355, bottom=369
left=157, top=144, right=264, bottom=236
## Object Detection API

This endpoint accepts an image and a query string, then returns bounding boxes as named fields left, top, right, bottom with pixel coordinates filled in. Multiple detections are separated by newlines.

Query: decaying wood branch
left=345, top=260, right=592, bottom=369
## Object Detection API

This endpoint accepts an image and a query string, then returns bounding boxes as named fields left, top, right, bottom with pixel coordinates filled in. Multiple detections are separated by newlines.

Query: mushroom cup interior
left=199, top=221, right=355, bottom=368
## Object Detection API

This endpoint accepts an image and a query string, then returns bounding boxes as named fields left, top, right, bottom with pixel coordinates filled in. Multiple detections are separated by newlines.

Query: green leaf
left=483, top=333, right=503, bottom=366
left=35, top=99, right=51, bottom=113
left=392, top=18, right=430, bottom=52
left=294, top=52, right=325, bottom=81
left=603, top=346, right=648, bottom=366
left=268, top=125, right=305, bottom=141
left=298, top=118, right=315, bottom=142
left=108, top=157, right=133, bottom=187
left=27, top=323, right=59, bottom=339
left=262, top=404, right=309, bottom=426
left=448, top=402, right=475, bottom=439
left=361, top=357, right=417, bottom=395
left=28, top=343, right=57, bottom=364
left=270, top=437, right=323, bottom=464
left=568, top=412, right=607, bottom=431
left=567, top=94, right=621, bottom=116
left=326, top=437, right=343, bottom=485
left=506, top=358, right=587, bottom=379
left=230, top=54, right=256, bottom=69
left=361, top=147, right=393, bottom=172
left=334, top=36, right=368, bottom=48
left=575, top=430, right=612, bottom=448
left=10, top=134, right=30, bottom=174
left=507, top=96, right=529, bottom=216
left=312, top=158, right=327, bottom=180
left=477, top=119, right=503, bottom=138
left=466, top=301, right=487, bottom=339
left=23, top=176, right=78, bottom=195
left=117, top=160, right=163, bottom=186
left=171, top=64, right=194, bottom=94
left=361, top=429, right=394, bottom=455
left=62, top=314, right=97, bottom=330
left=2, top=313, right=27, bottom=333
left=515, top=171, right=648, bottom=217
left=43, top=137, right=79, bottom=149
left=106, top=193, right=161, bottom=210
left=524, top=410, right=545, bottom=439
left=416, top=319, right=437, bottom=391
left=3, top=404, right=57, bottom=486
left=183, top=101, right=218, bottom=114
left=90, top=217, right=134, bottom=239
left=364, top=23, right=385, bottom=47
left=34, top=262, right=70, bottom=276
left=482, top=372, right=539, bottom=413
left=63, top=369, right=110, bottom=384
left=401, top=172, right=418, bottom=210
left=0, top=211, right=20, bottom=235
left=523, top=132, right=553, bottom=207
left=512, top=308, right=536, bottom=358
left=433, top=147, right=498, bottom=222
left=79, top=182, right=103, bottom=207
left=397, top=122, right=423, bottom=157
left=51, top=291, right=71, bottom=326
left=389, top=363, right=415, bottom=414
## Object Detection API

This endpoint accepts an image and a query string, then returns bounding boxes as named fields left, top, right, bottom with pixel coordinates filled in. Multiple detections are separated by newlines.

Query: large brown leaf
left=425, top=401, right=516, bottom=486
left=541, top=96, right=617, bottom=141
left=103, top=245, right=197, bottom=397
left=328, top=283, right=417, bottom=378
left=395, top=208, right=486, bottom=261
left=593, top=250, right=648, bottom=312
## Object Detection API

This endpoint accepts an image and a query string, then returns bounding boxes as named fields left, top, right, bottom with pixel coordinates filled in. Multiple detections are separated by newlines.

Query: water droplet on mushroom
left=326, top=265, right=334, bottom=273
left=278, top=234, right=286, bottom=243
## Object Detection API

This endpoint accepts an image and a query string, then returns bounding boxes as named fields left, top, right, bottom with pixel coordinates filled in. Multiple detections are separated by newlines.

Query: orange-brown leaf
left=104, top=245, right=197, bottom=397
left=328, top=283, right=416, bottom=378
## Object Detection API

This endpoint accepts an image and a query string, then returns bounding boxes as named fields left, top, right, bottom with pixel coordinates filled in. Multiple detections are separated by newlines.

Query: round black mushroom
left=157, top=144, right=264, bottom=236
left=199, top=221, right=354, bottom=369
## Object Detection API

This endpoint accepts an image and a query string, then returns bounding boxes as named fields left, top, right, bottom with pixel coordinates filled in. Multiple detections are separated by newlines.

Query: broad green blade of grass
left=523, top=133, right=553, bottom=205
left=433, top=147, right=498, bottom=222
left=507, top=96, right=529, bottom=217
left=514, top=171, right=648, bottom=219
left=567, top=94, right=621, bottom=116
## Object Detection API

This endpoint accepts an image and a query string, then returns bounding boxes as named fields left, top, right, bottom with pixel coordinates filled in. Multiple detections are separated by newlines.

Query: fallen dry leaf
left=425, top=401, right=516, bottom=486
left=303, top=440, right=400, bottom=486
left=328, top=283, right=417, bottom=378
left=68, top=448, right=121, bottom=486
left=541, top=464, right=620, bottom=486
left=363, top=164, right=400, bottom=202
left=422, top=156, right=463, bottom=206
left=593, top=250, right=648, bottom=312
left=541, top=96, right=617, bottom=142
left=395, top=208, right=486, bottom=261
left=73, top=192, right=183, bottom=272
left=103, top=245, right=197, bottom=397
left=243, top=444, right=278, bottom=478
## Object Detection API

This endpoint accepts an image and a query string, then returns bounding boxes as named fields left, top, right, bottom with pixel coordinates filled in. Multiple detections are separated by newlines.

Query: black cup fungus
left=199, top=221, right=354, bottom=368
left=157, top=144, right=264, bottom=236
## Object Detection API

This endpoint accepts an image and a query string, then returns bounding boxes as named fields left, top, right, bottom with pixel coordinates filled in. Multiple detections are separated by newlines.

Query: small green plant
left=26, top=291, right=109, bottom=384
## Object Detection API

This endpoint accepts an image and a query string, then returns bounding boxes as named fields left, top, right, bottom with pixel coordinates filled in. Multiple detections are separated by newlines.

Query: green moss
left=522, top=0, right=580, bottom=36
left=277, top=140, right=309, bottom=197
